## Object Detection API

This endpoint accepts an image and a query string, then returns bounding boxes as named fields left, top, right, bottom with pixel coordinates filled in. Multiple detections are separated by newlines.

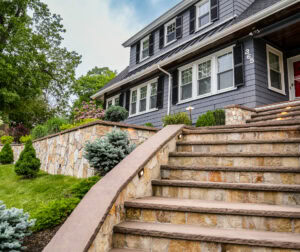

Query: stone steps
left=113, top=222, right=300, bottom=250
left=110, top=250, right=145, bottom=252
left=247, top=111, right=300, bottom=123
left=253, top=104, right=300, bottom=117
left=255, top=100, right=300, bottom=113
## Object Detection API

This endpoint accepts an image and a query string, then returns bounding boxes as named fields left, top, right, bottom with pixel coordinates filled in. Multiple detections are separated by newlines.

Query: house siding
left=234, top=0, right=255, bottom=16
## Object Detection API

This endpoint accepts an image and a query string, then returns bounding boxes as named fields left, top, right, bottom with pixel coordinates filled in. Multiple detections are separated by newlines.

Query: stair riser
left=126, top=208, right=300, bottom=233
left=161, top=169, right=300, bottom=185
left=248, top=116, right=300, bottom=123
left=153, top=186, right=300, bottom=206
left=112, top=233, right=299, bottom=252
left=169, top=156, right=300, bottom=168
left=177, top=143, right=300, bottom=154
left=183, top=131, right=300, bottom=141
left=254, top=106, right=300, bottom=117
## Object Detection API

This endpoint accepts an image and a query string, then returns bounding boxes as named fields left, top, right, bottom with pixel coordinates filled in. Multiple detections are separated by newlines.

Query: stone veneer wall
left=224, top=105, right=256, bottom=125
left=0, top=121, right=158, bottom=178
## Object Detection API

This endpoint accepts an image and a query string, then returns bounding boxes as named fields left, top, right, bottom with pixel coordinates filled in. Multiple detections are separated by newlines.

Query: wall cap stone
left=43, top=124, right=184, bottom=252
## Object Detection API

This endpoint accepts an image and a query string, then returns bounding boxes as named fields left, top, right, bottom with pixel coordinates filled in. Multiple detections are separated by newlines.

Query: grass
left=0, top=164, right=83, bottom=220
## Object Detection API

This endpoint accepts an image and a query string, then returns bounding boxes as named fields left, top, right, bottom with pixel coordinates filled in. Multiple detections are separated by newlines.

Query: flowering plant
left=74, top=100, right=105, bottom=122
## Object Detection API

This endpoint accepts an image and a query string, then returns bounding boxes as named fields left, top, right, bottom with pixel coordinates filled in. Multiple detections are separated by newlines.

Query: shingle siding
left=234, top=0, right=255, bottom=16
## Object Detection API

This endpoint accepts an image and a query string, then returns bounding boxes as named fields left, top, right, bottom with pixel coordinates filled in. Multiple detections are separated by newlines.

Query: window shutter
left=211, top=0, right=219, bottom=22
left=119, top=92, right=124, bottom=107
left=189, top=6, right=196, bottom=34
left=172, top=69, right=179, bottom=105
left=233, top=43, right=245, bottom=87
left=176, top=16, right=183, bottom=40
left=156, top=76, right=164, bottom=109
left=149, top=32, right=154, bottom=56
left=159, top=26, right=164, bottom=49
left=136, top=42, right=140, bottom=64
left=125, top=89, right=131, bottom=111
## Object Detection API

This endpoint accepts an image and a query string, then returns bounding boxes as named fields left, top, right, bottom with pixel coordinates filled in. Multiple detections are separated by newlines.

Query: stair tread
left=110, top=249, right=146, bottom=252
left=161, top=165, right=300, bottom=173
left=251, top=111, right=300, bottom=121
left=254, top=104, right=300, bottom=117
left=152, top=179, right=300, bottom=192
left=169, top=152, right=300, bottom=157
left=114, top=221, right=300, bottom=249
left=125, top=197, right=300, bottom=218
left=255, top=100, right=300, bottom=112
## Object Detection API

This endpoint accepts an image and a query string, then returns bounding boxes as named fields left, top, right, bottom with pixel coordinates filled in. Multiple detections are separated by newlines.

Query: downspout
left=158, top=65, right=172, bottom=115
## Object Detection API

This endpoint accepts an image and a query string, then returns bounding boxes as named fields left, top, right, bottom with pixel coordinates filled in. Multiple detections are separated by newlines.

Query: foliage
left=60, top=118, right=98, bottom=131
left=32, top=198, right=80, bottom=232
left=31, top=125, right=48, bottom=140
left=0, top=116, right=3, bottom=127
left=144, top=123, right=154, bottom=127
left=162, top=112, right=192, bottom=126
left=45, top=117, right=68, bottom=135
left=0, top=201, right=35, bottom=251
left=20, top=135, right=32, bottom=144
left=84, top=128, right=135, bottom=176
left=196, top=109, right=225, bottom=127
left=15, top=140, right=41, bottom=178
left=70, top=176, right=100, bottom=199
left=0, top=0, right=81, bottom=128
left=8, top=123, right=30, bottom=143
left=0, top=135, right=14, bottom=145
left=73, top=100, right=105, bottom=122
left=0, top=143, right=14, bottom=164
left=105, top=106, right=129, bottom=122
left=0, top=130, right=5, bottom=138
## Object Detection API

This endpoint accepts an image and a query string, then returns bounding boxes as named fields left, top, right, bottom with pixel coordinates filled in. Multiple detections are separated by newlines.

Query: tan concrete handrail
left=43, top=124, right=184, bottom=252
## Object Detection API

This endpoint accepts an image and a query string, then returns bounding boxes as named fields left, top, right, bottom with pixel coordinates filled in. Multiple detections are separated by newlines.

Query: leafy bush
left=84, top=128, right=135, bottom=176
left=0, top=143, right=14, bottom=164
left=105, top=106, right=128, bottom=122
left=0, top=135, right=14, bottom=145
left=196, top=109, right=225, bottom=127
left=45, top=117, right=68, bottom=135
left=15, top=140, right=41, bottom=178
left=60, top=118, right=98, bottom=131
left=20, top=135, right=32, bottom=144
left=0, top=117, right=3, bottom=127
left=0, top=130, right=5, bottom=138
left=70, top=176, right=100, bottom=199
left=32, top=198, right=80, bottom=232
left=74, top=100, right=105, bottom=122
left=144, top=123, right=154, bottom=127
left=162, top=112, right=192, bottom=126
left=31, top=125, right=48, bottom=140
left=8, top=123, right=30, bottom=143
left=0, top=201, right=35, bottom=251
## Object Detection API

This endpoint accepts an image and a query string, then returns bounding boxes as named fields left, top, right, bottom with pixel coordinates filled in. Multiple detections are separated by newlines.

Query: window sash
left=141, top=37, right=150, bottom=60
left=197, top=0, right=210, bottom=29
left=165, top=20, right=176, bottom=45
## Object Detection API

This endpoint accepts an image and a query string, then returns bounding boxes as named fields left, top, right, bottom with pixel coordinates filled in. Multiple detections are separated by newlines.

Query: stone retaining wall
left=0, top=121, right=158, bottom=178
left=224, top=105, right=256, bottom=125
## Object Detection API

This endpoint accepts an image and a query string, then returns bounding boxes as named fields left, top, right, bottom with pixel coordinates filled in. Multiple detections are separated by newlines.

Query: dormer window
left=140, top=36, right=150, bottom=61
left=165, top=19, right=176, bottom=46
left=196, top=0, right=211, bottom=30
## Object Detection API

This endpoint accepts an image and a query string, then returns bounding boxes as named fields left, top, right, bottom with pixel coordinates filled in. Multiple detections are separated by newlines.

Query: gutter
left=91, top=0, right=298, bottom=100
left=157, top=65, right=172, bottom=115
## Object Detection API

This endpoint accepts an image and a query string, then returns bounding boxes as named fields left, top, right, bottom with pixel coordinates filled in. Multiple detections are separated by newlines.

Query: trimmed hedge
left=196, top=109, right=225, bottom=127
left=105, top=106, right=128, bottom=122
left=162, top=112, right=192, bottom=126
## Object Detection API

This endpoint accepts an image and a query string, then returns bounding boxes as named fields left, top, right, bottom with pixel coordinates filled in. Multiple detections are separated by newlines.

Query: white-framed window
left=165, top=19, right=176, bottom=46
left=266, top=45, right=285, bottom=95
left=196, top=0, right=211, bottom=31
left=140, top=36, right=150, bottom=61
left=178, top=46, right=236, bottom=104
left=106, top=95, right=120, bottom=108
left=129, top=78, right=159, bottom=117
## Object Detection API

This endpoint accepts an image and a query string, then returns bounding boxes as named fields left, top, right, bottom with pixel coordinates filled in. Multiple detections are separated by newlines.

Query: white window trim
left=177, top=45, right=236, bottom=105
left=266, top=44, right=286, bottom=95
left=195, top=0, right=212, bottom=32
left=129, top=78, right=159, bottom=118
left=164, top=18, right=177, bottom=47
left=106, top=94, right=120, bottom=108
left=140, top=35, right=150, bottom=62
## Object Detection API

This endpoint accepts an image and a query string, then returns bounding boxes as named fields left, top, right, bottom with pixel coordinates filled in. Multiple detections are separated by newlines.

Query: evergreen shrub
left=196, top=109, right=225, bottom=127
left=84, top=128, right=135, bottom=176
left=144, top=123, right=154, bottom=127
left=45, top=117, right=68, bottom=135
left=0, top=143, right=14, bottom=164
left=162, top=112, right=192, bottom=126
left=105, top=106, right=128, bottom=122
left=31, top=125, right=48, bottom=140
left=70, top=176, right=100, bottom=199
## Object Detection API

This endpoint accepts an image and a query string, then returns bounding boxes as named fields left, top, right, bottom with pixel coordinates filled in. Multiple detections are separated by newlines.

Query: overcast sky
left=44, top=0, right=181, bottom=77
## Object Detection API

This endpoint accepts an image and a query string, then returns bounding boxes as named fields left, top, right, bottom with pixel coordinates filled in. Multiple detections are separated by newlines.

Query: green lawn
left=0, top=164, right=82, bottom=219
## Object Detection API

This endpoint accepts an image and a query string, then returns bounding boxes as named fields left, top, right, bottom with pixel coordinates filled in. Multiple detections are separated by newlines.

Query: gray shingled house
left=92, top=0, right=300, bottom=127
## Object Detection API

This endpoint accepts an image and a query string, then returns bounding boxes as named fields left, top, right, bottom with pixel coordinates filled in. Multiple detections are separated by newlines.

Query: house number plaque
left=245, top=49, right=254, bottom=64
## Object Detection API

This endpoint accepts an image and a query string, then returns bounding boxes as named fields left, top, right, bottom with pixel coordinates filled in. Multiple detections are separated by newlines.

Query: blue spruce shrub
left=0, top=201, right=35, bottom=251
left=84, top=128, right=135, bottom=176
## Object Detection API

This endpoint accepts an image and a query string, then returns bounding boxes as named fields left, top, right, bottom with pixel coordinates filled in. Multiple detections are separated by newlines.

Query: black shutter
left=172, top=69, right=179, bottom=105
left=136, top=42, right=140, bottom=64
left=211, top=0, right=219, bottom=22
left=119, top=92, right=124, bottom=107
left=233, top=43, right=245, bottom=87
left=159, top=26, right=164, bottom=49
left=125, top=89, right=131, bottom=111
left=149, top=32, right=154, bottom=56
left=156, top=76, right=164, bottom=109
left=103, top=93, right=107, bottom=109
left=176, top=16, right=183, bottom=40
left=189, top=5, right=196, bottom=34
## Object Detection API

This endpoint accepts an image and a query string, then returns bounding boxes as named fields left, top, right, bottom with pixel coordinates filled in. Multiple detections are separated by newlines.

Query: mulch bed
left=23, top=225, right=61, bottom=252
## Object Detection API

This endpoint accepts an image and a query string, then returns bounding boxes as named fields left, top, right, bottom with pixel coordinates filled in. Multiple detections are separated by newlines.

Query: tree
left=0, top=0, right=81, bottom=127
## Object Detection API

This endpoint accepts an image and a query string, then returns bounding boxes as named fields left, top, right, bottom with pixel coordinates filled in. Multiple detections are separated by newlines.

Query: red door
left=294, top=61, right=300, bottom=98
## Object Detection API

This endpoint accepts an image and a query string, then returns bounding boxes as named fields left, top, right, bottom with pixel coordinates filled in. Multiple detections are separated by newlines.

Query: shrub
left=84, top=128, right=135, bottom=176
left=20, top=135, right=32, bottom=144
left=0, top=130, right=5, bottom=138
left=74, top=100, right=105, bottom=122
left=15, top=140, right=41, bottom=178
left=0, top=143, right=14, bottom=164
left=60, top=118, right=98, bottom=131
left=162, top=112, right=192, bottom=126
left=0, top=117, right=3, bottom=127
left=45, top=117, right=68, bottom=135
left=32, top=198, right=80, bottom=232
left=0, top=201, right=35, bottom=251
left=144, top=123, right=154, bottom=127
left=196, top=109, right=225, bottom=127
left=70, top=176, right=100, bottom=199
left=105, top=106, right=128, bottom=122
left=31, top=125, right=48, bottom=140
left=8, top=123, right=30, bottom=143
left=0, top=135, right=14, bottom=145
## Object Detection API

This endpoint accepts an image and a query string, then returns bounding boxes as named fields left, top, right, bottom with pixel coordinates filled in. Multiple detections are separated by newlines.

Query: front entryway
left=288, top=55, right=300, bottom=100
